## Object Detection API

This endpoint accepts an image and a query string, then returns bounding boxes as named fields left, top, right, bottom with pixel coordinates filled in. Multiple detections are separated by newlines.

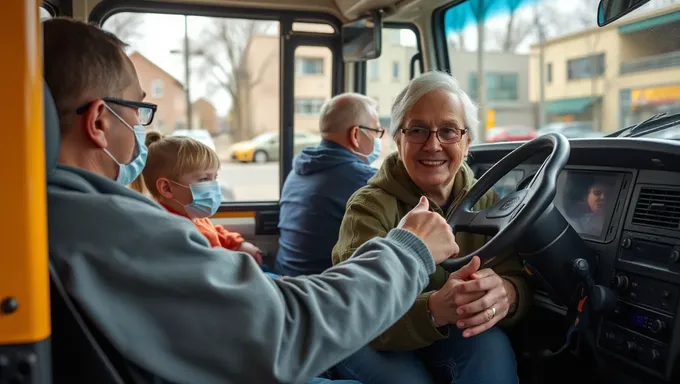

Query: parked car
left=537, top=121, right=604, bottom=139
left=230, top=131, right=322, bottom=163
left=169, top=129, right=235, bottom=202
left=486, top=125, right=537, bottom=143
left=171, top=129, right=216, bottom=150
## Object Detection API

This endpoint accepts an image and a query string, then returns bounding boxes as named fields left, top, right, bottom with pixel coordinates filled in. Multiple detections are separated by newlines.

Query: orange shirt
left=161, top=204, right=244, bottom=250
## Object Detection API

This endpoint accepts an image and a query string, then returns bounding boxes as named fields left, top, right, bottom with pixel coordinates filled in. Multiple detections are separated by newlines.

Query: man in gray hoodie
left=43, top=18, right=465, bottom=384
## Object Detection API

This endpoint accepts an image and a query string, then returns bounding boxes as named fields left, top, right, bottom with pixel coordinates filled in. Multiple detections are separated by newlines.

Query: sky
left=101, top=0, right=671, bottom=117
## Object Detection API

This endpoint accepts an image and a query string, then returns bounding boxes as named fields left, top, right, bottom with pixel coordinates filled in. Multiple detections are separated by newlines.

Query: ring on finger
left=487, top=306, right=497, bottom=321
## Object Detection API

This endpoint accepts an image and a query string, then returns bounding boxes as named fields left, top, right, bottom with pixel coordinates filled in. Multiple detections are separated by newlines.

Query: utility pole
left=535, top=7, right=546, bottom=130
left=183, top=15, right=192, bottom=130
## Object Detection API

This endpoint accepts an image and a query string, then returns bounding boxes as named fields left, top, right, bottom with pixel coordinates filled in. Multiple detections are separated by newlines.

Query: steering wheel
left=441, top=133, right=570, bottom=272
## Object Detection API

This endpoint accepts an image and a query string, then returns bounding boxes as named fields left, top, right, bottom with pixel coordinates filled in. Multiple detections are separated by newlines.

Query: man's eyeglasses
left=400, top=127, right=467, bottom=144
left=358, top=125, right=385, bottom=139
left=76, top=98, right=158, bottom=126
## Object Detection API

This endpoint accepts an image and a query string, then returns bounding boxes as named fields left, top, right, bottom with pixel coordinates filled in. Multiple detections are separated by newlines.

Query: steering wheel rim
left=441, top=133, right=570, bottom=272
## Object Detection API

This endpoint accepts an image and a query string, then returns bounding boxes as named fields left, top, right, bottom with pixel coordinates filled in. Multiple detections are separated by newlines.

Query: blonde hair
left=130, top=131, right=220, bottom=199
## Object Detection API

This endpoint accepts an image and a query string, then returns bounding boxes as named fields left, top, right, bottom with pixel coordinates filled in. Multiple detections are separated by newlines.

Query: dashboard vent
left=632, top=187, right=680, bottom=230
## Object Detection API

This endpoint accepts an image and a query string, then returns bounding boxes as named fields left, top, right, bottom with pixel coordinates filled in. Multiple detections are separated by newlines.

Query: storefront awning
left=619, top=10, right=680, bottom=34
left=544, top=97, right=599, bottom=115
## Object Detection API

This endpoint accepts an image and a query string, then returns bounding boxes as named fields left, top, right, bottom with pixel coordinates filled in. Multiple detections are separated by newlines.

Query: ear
left=156, top=178, right=174, bottom=199
left=395, top=134, right=403, bottom=160
left=462, top=135, right=471, bottom=158
left=348, top=125, right=361, bottom=148
left=83, top=100, right=110, bottom=149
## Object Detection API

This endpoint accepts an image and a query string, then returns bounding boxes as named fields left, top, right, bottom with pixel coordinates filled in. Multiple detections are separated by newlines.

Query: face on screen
left=555, top=171, right=620, bottom=238
left=585, top=183, right=610, bottom=215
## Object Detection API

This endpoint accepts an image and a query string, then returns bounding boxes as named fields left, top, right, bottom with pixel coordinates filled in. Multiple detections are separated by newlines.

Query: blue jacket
left=276, top=140, right=377, bottom=276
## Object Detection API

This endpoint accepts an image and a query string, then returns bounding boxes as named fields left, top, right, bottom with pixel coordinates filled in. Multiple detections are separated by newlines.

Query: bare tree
left=491, top=0, right=535, bottom=53
left=192, top=19, right=277, bottom=141
left=102, top=13, right=144, bottom=44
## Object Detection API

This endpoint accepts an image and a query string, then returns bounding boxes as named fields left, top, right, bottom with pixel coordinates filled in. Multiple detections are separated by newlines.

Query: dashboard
left=468, top=137, right=680, bottom=383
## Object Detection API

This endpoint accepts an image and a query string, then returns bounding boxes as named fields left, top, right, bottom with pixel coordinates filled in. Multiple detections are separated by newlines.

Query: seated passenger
left=329, top=72, right=532, bottom=384
left=276, top=93, right=381, bottom=276
left=43, top=18, right=465, bottom=383
left=130, top=131, right=262, bottom=265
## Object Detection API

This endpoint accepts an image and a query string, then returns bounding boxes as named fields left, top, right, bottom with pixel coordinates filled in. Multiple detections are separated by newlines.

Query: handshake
left=397, top=196, right=461, bottom=264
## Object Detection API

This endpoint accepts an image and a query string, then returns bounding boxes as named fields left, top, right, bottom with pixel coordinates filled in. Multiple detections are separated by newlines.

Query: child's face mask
left=165, top=179, right=223, bottom=219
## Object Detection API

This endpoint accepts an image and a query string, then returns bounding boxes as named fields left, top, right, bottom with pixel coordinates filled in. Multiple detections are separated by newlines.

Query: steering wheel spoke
left=451, top=188, right=528, bottom=236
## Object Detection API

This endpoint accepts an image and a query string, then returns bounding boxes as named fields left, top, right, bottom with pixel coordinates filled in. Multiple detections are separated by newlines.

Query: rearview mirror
left=342, top=10, right=382, bottom=62
left=597, top=0, right=650, bottom=26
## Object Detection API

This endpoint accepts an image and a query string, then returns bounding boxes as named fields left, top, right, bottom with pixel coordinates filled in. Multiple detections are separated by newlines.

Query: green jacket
left=332, top=152, right=533, bottom=351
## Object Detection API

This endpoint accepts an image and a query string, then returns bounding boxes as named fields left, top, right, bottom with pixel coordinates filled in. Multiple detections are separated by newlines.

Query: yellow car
left=230, top=131, right=321, bottom=163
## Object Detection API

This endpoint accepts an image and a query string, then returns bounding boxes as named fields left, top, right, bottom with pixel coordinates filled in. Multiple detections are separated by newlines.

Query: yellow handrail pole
left=0, top=0, right=51, bottom=382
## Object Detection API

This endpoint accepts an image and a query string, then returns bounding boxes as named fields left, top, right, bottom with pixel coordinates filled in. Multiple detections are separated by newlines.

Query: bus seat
left=44, top=80, right=129, bottom=384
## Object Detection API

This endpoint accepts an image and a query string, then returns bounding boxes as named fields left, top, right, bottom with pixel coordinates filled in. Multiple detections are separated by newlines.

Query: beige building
left=237, top=34, right=333, bottom=140
left=239, top=28, right=417, bottom=144
left=366, top=29, right=418, bottom=125
left=129, top=52, right=220, bottom=136
left=129, top=52, right=186, bottom=135
left=529, top=4, right=680, bottom=132
left=192, top=98, right=219, bottom=135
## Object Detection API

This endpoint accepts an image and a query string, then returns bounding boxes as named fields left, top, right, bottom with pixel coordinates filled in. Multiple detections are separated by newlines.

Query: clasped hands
left=428, top=255, right=517, bottom=338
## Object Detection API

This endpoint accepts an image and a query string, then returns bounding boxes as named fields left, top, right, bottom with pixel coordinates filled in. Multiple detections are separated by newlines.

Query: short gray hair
left=319, top=92, right=378, bottom=133
left=389, top=71, right=479, bottom=143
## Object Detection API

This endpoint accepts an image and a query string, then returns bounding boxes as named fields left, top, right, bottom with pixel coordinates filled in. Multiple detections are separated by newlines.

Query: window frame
left=90, top=1, right=344, bottom=208
left=358, top=22, right=424, bottom=91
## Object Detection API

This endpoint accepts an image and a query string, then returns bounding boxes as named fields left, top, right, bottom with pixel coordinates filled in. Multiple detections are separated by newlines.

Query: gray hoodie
left=47, top=164, right=435, bottom=384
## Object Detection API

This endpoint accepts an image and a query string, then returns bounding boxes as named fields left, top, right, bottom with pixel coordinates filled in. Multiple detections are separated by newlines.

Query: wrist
left=503, top=278, right=519, bottom=315
left=427, top=292, right=445, bottom=328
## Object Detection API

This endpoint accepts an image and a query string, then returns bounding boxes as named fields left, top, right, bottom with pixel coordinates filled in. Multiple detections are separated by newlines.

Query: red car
left=486, top=125, right=537, bottom=143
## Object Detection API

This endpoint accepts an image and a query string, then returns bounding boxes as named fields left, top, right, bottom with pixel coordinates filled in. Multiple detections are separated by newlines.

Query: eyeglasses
left=357, top=125, right=385, bottom=139
left=76, top=98, right=158, bottom=126
left=400, top=126, right=467, bottom=144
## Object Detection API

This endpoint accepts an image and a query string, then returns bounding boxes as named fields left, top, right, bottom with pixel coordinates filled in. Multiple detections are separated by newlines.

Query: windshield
left=251, top=132, right=276, bottom=143
left=443, top=0, right=680, bottom=143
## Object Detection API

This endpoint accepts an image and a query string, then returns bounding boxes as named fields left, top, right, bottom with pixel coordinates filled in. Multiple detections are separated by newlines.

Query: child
left=130, top=131, right=263, bottom=265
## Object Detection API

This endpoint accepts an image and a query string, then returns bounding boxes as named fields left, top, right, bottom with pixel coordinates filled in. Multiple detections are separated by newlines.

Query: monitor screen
left=554, top=170, right=623, bottom=238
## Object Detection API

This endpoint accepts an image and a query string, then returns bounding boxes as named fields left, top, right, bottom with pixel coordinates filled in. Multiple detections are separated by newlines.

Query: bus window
left=442, top=0, right=680, bottom=144
left=103, top=12, right=281, bottom=202
left=293, top=46, right=332, bottom=159
left=365, top=26, right=419, bottom=168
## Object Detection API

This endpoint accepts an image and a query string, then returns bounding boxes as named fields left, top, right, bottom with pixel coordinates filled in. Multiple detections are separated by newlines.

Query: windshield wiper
left=606, top=112, right=668, bottom=138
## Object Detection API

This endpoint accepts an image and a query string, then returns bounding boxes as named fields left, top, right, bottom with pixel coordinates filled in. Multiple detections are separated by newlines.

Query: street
left=220, top=155, right=388, bottom=202
left=220, top=162, right=281, bottom=201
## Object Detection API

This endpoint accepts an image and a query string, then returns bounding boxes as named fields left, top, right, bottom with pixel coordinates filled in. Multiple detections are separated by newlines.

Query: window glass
left=442, top=0, right=680, bottom=142
left=292, top=46, right=330, bottom=159
left=103, top=12, right=281, bottom=202
left=365, top=27, right=418, bottom=168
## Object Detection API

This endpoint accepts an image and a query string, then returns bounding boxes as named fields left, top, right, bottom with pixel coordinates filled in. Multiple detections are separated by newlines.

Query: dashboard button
left=621, top=238, right=632, bottom=249
left=650, top=319, right=666, bottom=333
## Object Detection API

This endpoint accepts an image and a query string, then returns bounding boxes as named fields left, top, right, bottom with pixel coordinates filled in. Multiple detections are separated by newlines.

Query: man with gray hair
left=276, top=92, right=384, bottom=276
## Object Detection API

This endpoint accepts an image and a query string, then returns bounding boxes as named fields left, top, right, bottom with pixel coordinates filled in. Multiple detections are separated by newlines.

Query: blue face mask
left=366, top=134, right=381, bottom=164
left=182, top=181, right=223, bottom=219
left=103, top=105, right=148, bottom=186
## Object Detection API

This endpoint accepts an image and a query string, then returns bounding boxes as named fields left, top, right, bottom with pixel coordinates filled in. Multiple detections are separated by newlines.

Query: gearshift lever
left=573, top=258, right=594, bottom=293
left=571, top=258, right=616, bottom=314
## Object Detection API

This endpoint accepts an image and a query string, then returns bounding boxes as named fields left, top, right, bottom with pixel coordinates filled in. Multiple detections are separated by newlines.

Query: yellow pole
left=0, top=0, right=50, bottom=381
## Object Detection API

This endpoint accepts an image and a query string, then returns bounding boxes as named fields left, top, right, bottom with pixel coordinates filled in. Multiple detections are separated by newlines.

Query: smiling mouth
left=418, top=160, right=447, bottom=167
